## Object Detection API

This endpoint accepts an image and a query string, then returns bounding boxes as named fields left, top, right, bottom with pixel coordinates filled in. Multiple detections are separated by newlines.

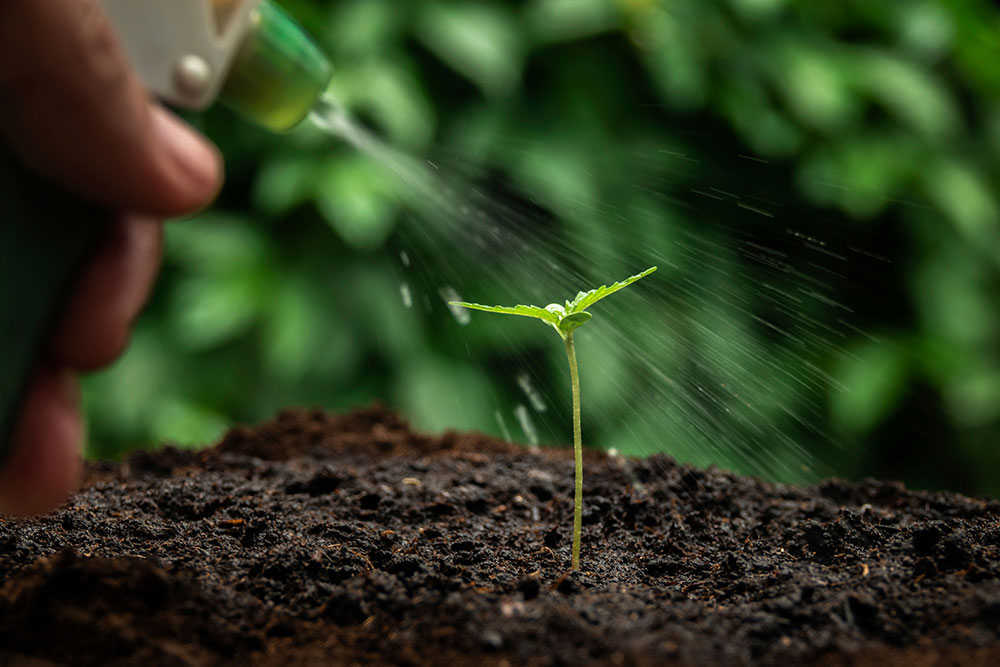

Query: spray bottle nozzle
left=219, top=1, right=333, bottom=132
left=99, top=1, right=333, bottom=132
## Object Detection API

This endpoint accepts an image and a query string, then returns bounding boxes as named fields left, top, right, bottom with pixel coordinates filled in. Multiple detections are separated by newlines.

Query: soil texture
left=2, top=406, right=999, bottom=666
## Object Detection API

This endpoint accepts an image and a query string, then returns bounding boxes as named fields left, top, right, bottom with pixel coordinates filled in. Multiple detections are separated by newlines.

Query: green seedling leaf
left=558, top=311, right=592, bottom=335
left=451, top=266, right=656, bottom=571
left=566, top=266, right=658, bottom=314
left=449, top=302, right=561, bottom=326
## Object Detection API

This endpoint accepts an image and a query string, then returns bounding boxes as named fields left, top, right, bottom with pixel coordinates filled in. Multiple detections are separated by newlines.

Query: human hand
left=0, top=1, right=222, bottom=515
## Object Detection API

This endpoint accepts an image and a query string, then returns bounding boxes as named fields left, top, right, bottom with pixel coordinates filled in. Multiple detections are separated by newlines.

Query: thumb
left=0, top=0, right=221, bottom=217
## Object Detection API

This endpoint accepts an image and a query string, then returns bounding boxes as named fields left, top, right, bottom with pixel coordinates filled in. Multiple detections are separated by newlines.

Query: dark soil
left=2, top=406, right=999, bottom=666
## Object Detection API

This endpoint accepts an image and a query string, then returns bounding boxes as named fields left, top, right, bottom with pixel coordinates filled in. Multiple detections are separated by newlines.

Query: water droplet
left=400, top=251, right=411, bottom=268
left=439, top=287, right=470, bottom=325
left=516, top=373, right=547, bottom=412
left=494, top=409, right=512, bottom=443
left=400, top=283, right=413, bottom=309
left=515, top=404, right=539, bottom=448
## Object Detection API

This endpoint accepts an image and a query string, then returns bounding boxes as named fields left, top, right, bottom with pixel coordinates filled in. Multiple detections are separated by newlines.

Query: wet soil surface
left=2, top=406, right=999, bottom=666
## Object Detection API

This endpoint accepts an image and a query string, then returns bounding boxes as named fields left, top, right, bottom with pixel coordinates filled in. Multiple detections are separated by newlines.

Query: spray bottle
left=0, top=0, right=335, bottom=460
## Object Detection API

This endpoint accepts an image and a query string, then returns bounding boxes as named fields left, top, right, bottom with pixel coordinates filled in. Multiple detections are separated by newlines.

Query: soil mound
left=2, top=407, right=999, bottom=665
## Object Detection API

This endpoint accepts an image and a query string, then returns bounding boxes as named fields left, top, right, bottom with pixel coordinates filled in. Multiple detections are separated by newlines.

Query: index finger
left=0, top=0, right=221, bottom=216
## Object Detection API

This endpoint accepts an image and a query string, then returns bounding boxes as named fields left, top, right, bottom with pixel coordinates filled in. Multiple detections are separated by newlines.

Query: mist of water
left=308, top=92, right=872, bottom=484
left=399, top=282, right=413, bottom=309
left=517, top=372, right=548, bottom=413
left=515, top=404, right=540, bottom=449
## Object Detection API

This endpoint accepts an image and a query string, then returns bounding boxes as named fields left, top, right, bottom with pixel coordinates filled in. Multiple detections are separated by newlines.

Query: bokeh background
left=83, top=0, right=1000, bottom=496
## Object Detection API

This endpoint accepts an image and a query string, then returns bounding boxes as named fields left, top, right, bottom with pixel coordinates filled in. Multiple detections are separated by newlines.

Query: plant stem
left=564, top=332, right=583, bottom=571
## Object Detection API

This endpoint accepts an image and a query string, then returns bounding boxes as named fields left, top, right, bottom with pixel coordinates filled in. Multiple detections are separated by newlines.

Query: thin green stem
left=564, top=332, right=583, bottom=571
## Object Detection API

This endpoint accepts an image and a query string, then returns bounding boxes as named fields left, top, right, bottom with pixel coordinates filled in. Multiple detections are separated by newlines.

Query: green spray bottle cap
left=99, top=0, right=333, bottom=131
left=219, top=1, right=333, bottom=131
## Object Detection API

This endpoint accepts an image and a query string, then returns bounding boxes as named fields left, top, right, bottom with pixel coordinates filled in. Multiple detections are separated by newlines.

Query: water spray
left=0, top=0, right=338, bottom=460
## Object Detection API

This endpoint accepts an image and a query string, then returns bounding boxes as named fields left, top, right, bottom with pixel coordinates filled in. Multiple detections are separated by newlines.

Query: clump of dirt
left=2, top=405, right=999, bottom=666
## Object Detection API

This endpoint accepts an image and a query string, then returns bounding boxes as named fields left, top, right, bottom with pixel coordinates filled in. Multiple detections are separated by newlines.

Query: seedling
left=453, top=266, right=657, bottom=570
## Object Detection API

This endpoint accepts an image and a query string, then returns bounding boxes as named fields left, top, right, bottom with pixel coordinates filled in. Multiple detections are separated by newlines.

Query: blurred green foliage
left=84, top=0, right=1000, bottom=496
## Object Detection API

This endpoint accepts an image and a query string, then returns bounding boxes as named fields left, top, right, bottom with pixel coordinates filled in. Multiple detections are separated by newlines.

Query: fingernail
left=152, top=106, right=222, bottom=197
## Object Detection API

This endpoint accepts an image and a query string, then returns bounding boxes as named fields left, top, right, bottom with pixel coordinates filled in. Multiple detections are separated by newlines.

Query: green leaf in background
left=443, top=105, right=509, bottom=162
left=170, top=273, right=266, bottom=350
left=796, top=134, right=917, bottom=219
left=262, top=277, right=319, bottom=383
left=524, top=0, right=621, bottom=44
left=165, top=215, right=268, bottom=271
left=507, top=142, right=599, bottom=222
left=82, top=326, right=173, bottom=456
left=922, top=160, right=1000, bottom=250
left=165, top=218, right=275, bottom=350
left=831, top=340, right=909, bottom=436
left=912, top=245, right=997, bottom=347
left=627, top=3, right=707, bottom=109
left=855, top=52, right=960, bottom=140
left=718, top=76, right=804, bottom=157
left=990, top=106, right=1000, bottom=157
left=326, top=0, right=405, bottom=57
left=897, top=2, right=954, bottom=59
left=315, top=154, right=401, bottom=250
left=773, top=42, right=857, bottom=132
left=149, top=398, right=229, bottom=449
left=728, top=0, right=786, bottom=22
left=415, top=2, right=523, bottom=97
left=253, top=155, right=323, bottom=216
left=946, top=368, right=1000, bottom=428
